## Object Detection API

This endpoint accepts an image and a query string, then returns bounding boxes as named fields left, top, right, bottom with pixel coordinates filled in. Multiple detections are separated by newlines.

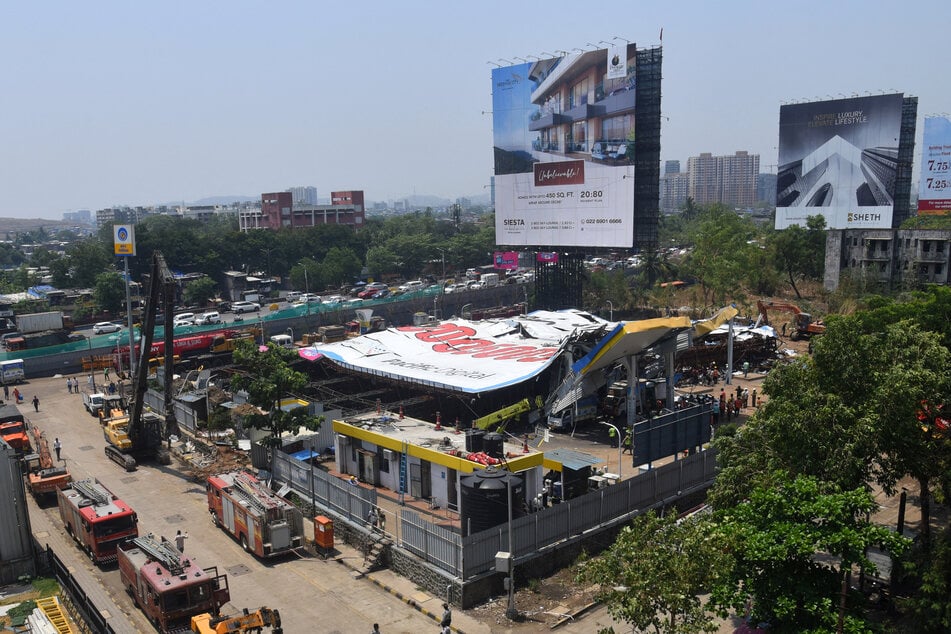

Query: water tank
left=482, top=433, right=504, bottom=459
left=459, top=467, right=525, bottom=536
left=465, top=429, right=485, bottom=453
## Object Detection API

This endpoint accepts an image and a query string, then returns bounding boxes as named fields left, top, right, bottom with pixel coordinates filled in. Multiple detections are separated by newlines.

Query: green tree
left=712, top=475, right=909, bottom=632
left=66, top=240, right=113, bottom=287
left=364, top=246, right=399, bottom=281
left=768, top=214, right=826, bottom=299
left=230, top=340, right=323, bottom=452
left=318, top=246, right=362, bottom=289
left=183, top=277, right=217, bottom=308
left=94, top=271, right=126, bottom=314
left=288, top=257, right=321, bottom=292
left=899, top=528, right=951, bottom=632
left=577, top=511, right=730, bottom=634
left=681, top=206, right=757, bottom=307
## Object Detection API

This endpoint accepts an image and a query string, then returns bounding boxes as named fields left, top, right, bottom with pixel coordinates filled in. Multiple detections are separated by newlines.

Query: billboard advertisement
left=113, top=224, right=136, bottom=256
left=918, top=116, right=951, bottom=215
left=776, top=94, right=903, bottom=230
left=492, top=44, right=637, bottom=248
left=493, top=251, right=519, bottom=270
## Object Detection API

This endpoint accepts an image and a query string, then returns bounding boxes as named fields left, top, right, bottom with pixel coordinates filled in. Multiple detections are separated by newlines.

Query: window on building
left=601, top=114, right=634, bottom=143
left=936, top=264, right=944, bottom=275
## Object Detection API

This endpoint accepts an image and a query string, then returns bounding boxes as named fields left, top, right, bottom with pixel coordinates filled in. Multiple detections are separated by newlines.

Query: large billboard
left=776, top=94, right=903, bottom=229
left=492, top=44, right=637, bottom=248
left=918, top=116, right=951, bottom=216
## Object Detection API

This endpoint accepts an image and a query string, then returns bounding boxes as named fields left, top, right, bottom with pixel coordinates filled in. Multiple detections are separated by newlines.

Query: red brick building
left=240, top=190, right=366, bottom=232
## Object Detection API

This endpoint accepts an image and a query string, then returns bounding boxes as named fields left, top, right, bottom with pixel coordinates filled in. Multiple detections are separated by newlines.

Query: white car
left=322, top=295, right=346, bottom=305
left=173, top=312, right=196, bottom=327
left=93, top=322, right=122, bottom=335
left=196, top=311, right=221, bottom=325
left=444, top=283, right=468, bottom=294
left=398, top=280, right=424, bottom=293
left=232, top=301, right=261, bottom=314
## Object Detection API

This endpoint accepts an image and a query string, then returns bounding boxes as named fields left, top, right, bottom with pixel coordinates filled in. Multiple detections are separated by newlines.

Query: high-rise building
left=687, top=151, right=759, bottom=206
left=660, top=171, right=689, bottom=212
left=287, top=186, right=319, bottom=206
left=664, top=160, right=681, bottom=175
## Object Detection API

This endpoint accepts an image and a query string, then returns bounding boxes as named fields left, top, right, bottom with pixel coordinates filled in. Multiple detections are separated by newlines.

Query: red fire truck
left=206, top=471, right=303, bottom=558
left=118, top=533, right=230, bottom=633
left=57, top=478, right=139, bottom=564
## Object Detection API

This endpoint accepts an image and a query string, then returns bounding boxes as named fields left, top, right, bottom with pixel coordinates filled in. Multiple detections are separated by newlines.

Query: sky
left=2, top=1, right=950, bottom=219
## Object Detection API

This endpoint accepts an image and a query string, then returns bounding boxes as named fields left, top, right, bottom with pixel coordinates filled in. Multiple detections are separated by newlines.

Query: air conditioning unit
left=382, top=449, right=395, bottom=460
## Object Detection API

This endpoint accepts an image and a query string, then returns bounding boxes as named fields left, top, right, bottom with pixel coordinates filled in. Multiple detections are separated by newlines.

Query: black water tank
left=459, top=467, right=525, bottom=536
left=482, top=433, right=504, bottom=459
left=465, top=429, right=485, bottom=453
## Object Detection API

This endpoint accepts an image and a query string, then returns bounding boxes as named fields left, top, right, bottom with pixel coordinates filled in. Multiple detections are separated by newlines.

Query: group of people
left=365, top=506, right=386, bottom=531
left=712, top=387, right=756, bottom=425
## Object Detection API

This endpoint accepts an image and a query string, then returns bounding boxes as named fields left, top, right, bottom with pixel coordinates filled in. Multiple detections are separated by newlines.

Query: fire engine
left=206, top=471, right=303, bottom=558
left=118, top=533, right=230, bottom=633
left=57, top=478, right=139, bottom=564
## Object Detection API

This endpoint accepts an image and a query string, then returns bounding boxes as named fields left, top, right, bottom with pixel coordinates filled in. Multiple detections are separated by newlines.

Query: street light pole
left=599, top=420, right=623, bottom=478
left=605, top=300, right=614, bottom=321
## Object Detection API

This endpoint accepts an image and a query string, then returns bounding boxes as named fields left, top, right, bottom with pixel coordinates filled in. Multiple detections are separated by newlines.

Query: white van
left=269, top=334, right=295, bottom=349
left=481, top=273, right=500, bottom=287
left=285, top=291, right=301, bottom=303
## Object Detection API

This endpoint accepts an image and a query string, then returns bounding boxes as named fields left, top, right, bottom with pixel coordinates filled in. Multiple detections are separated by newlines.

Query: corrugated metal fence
left=272, top=450, right=377, bottom=524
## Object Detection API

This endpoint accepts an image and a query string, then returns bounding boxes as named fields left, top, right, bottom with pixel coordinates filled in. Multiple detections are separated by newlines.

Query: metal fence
left=459, top=449, right=717, bottom=579
left=272, top=450, right=377, bottom=524
left=44, top=544, right=120, bottom=634
left=269, top=445, right=716, bottom=581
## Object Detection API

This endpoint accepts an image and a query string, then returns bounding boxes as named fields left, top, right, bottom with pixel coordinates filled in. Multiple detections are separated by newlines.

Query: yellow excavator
left=191, top=607, right=282, bottom=634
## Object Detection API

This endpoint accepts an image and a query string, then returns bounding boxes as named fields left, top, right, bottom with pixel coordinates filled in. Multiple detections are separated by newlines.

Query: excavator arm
left=191, top=607, right=282, bottom=634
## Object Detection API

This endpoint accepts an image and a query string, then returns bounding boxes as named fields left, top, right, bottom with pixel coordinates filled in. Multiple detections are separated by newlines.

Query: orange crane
left=755, top=300, right=826, bottom=340
left=25, top=427, right=72, bottom=497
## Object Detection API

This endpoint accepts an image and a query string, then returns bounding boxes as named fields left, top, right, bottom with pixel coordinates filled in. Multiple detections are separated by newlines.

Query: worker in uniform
left=608, top=425, right=617, bottom=448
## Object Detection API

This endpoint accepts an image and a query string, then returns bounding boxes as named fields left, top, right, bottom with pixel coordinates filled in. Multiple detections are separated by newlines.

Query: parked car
left=92, top=322, right=122, bottom=335
left=322, top=295, right=346, bottom=305
left=444, top=283, right=468, bottom=294
left=232, top=301, right=261, bottom=314
left=216, top=301, right=232, bottom=313
left=298, top=293, right=322, bottom=304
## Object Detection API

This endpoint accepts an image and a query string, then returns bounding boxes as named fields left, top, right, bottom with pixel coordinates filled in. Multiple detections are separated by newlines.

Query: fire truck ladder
left=234, top=474, right=280, bottom=514
left=72, top=479, right=110, bottom=506
left=131, top=534, right=185, bottom=576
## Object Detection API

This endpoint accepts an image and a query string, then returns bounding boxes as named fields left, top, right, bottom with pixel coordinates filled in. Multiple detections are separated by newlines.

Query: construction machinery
left=472, top=397, right=542, bottom=431
left=191, top=607, right=282, bottom=634
left=206, top=471, right=304, bottom=558
left=118, top=534, right=230, bottom=633
left=24, top=426, right=72, bottom=497
left=755, top=300, right=826, bottom=340
left=104, top=251, right=179, bottom=470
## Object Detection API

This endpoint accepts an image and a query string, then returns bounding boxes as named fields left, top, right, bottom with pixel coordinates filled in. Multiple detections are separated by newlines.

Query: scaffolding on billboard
left=633, top=45, right=663, bottom=250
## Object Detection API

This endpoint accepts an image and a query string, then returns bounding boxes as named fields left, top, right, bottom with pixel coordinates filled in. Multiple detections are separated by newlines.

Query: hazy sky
left=2, top=1, right=949, bottom=219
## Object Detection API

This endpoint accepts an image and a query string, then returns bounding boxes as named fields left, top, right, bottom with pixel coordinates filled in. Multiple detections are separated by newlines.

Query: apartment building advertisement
left=775, top=94, right=903, bottom=230
left=491, top=44, right=638, bottom=248
left=918, top=116, right=951, bottom=215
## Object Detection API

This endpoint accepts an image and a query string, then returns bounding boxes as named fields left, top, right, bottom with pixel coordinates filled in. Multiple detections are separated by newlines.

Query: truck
left=16, top=311, right=66, bottom=334
left=206, top=471, right=304, bottom=558
left=0, top=403, right=31, bottom=454
left=118, top=534, right=230, bottom=633
left=24, top=427, right=71, bottom=497
left=0, top=358, right=25, bottom=385
left=82, top=391, right=106, bottom=417
left=548, top=394, right=600, bottom=431
left=480, top=272, right=500, bottom=287
left=57, top=478, right=139, bottom=564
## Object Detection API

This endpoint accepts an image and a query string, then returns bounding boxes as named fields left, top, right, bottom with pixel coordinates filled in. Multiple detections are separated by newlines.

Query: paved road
left=21, top=375, right=445, bottom=634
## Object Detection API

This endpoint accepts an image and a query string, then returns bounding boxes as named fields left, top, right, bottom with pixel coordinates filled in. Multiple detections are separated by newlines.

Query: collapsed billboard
left=776, top=94, right=903, bottom=229
left=492, top=44, right=637, bottom=248
left=918, top=116, right=951, bottom=216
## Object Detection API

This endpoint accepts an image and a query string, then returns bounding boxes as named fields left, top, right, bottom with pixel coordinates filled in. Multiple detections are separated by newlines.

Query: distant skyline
left=2, top=1, right=949, bottom=219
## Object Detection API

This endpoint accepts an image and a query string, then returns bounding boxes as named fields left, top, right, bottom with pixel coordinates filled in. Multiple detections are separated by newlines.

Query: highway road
left=22, top=375, right=445, bottom=633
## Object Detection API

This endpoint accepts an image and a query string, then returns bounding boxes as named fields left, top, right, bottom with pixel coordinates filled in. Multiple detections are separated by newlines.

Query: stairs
left=362, top=533, right=392, bottom=573
left=35, top=596, right=75, bottom=633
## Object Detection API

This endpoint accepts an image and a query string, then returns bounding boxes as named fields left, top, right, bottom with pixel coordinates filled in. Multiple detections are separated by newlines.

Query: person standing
left=742, top=360, right=750, bottom=378
left=440, top=603, right=452, bottom=630
left=3, top=383, right=8, bottom=400
left=370, top=625, right=381, bottom=634
left=608, top=425, right=617, bottom=448
left=32, top=395, right=39, bottom=412
left=53, top=438, right=62, bottom=461
left=87, top=373, right=95, bottom=391
left=66, top=377, right=72, bottom=394
left=367, top=507, right=378, bottom=530
left=175, top=530, right=188, bottom=552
